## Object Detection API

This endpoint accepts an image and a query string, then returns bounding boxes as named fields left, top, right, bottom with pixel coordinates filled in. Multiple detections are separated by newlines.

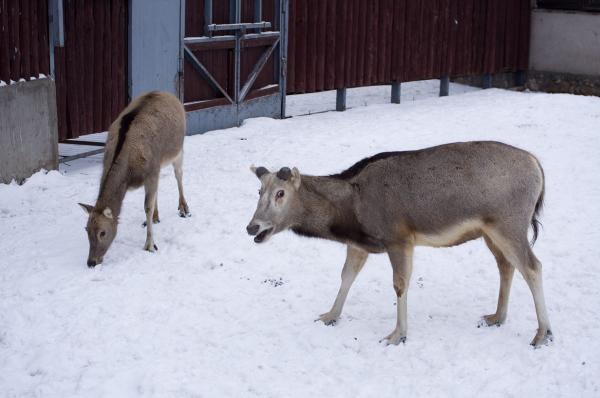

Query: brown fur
left=247, top=141, right=552, bottom=347
left=79, top=91, right=190, bottom=267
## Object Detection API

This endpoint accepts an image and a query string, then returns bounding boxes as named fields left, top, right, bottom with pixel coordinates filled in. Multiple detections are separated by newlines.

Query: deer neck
left=96, top=161, right=129, bottom=217
left=292, top=176, right=355, bottom=241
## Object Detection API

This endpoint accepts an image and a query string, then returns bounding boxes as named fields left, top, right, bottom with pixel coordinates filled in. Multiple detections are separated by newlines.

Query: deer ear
left=78, top=203, right=94, bottom=215
left=250, top=165, right=269, bottom=179
left=291, top=167, right=301, bottom=190
left=103, top=207, right=114, bottom=219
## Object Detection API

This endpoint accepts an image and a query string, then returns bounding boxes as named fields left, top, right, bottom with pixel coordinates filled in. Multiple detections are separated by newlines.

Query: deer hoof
left=315, top=312, right=339, bottom=326
left=530, top=329, right=553, bottom=348
left=379, top=330, right=407, bottom=346
left=478, top=314, right=504, bottom=328
left=144, top=242, right=158, bottom=252
left=178, top=203, right=191, bottom=218
left=179, top=210, right=191, bottom=218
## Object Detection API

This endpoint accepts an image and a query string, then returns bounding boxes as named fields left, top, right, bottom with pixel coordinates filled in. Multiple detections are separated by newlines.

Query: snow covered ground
left=1, top=81, right=599, bottom=397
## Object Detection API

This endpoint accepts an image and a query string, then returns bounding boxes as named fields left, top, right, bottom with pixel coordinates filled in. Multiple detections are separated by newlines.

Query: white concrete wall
left=529, top=9, right=600, bottom=76
left=0, top=79, right=58, bottom=183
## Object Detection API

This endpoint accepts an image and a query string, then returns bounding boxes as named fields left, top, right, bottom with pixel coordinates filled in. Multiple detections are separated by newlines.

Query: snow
left=1, top=81, right=600, bottom=397
left=0, top=74, right=48, bottom=87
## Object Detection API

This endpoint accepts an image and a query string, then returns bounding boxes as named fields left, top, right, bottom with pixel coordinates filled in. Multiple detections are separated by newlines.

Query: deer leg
left=173, top=152, right=191, bottom=217
left=484, top=226, right=552, bottom=347
left=480, top=235, right=515, bottom=326
left=143, top=176, right=159, bottom=252
left=153, top=197, right=160, bottom=224
left=316, top=245, right=368, bottom=325
left=381, top=244, right=414, bottom=345
left=522, top=250, right=553, bottom=347
left=143, top=196, right=160, bottom=227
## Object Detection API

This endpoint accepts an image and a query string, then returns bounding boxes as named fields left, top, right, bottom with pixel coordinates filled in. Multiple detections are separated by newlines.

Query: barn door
left=183, top=0, right=287, bottom=134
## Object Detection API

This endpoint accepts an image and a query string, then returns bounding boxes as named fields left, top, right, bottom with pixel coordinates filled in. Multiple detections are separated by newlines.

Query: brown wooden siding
left=0, top=0, right=49, bottom=83
left=54, top=0, right=128, bottom=140
left=287, top=0, right=531, bottom=94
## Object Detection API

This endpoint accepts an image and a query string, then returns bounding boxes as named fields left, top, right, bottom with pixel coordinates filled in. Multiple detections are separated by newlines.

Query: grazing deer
left=246, top=141, right=552, bottom=347
left=79, top=91, right=191, bottom=267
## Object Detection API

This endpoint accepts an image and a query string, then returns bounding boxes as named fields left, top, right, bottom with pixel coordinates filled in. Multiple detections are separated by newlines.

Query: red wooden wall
left=287, top=0, right=531, bottom=94
left=54, top=0, right=129, bottom=140
left=0, top=0, right=49, bottom=83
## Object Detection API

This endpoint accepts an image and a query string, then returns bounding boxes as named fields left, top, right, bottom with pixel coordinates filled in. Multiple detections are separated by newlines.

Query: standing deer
left=246, top=141, right=552, bottom=347
left=79, top=91, right=191, bottom=267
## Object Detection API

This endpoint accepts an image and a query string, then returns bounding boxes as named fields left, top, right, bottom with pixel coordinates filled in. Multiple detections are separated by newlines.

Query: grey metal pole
left=336, top=88, right=347, bottom=111
left=440, top=76, right=449, bottom=96
left=391, top=81, right=401, bottom=104
left=48, top=0, right=65, bottom=79
left=204, top=0, right=213, bottom=36
left=483, top=74, right=492, bottom=89
left=254, top=0, right=262, bottom=23
left=233, top=0, right=241, bottom=104
left=179, top=0, right=186, bottom=101
left=279, top=0, right=288, bottom=119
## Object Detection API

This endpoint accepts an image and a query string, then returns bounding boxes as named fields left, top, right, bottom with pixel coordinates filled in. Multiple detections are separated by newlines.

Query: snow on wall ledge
left=1, top=84, right=599, bottom=397
left=0, top=74, right=48, bottom=87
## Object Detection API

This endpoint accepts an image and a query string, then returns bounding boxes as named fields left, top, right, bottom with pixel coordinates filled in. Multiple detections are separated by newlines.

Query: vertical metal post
left=254, top=0, right=262, bottom=22
left=179, top=0, right=186, bottom=101
left=515, top=70, right=526, bottom=87
left=278, top=0, right=288, bottom=119
left=232, top=0, right=241, bottom=124
left=204, top=0, right=213, bottom=36
left=336, top=88, right=346, bottom=111
left=391, top=81, right=401, bottom=104
left=48, top=0, right=64, bottom=79
left=439, top=76, right=449, bottom=96
left=483, top=74, right=492, bottom=89
left=127, top=0, right=134, bottom=100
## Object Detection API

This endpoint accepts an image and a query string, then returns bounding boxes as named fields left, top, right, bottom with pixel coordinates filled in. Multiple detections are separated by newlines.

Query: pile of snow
left=1, top=82, right=599, bottom=397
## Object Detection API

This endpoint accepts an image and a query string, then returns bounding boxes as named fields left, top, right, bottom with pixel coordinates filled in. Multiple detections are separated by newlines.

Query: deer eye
left=276, top=190, right=284, bottom=199
left=99, top=230, right=106, bottom=238
left=258, top=189, right=262, bottom=196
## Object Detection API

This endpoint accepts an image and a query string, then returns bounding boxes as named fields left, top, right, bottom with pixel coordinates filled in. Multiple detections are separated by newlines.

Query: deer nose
left=246, top=224, right=259, bottom=236
left=87, top=259, right=97, bottom=268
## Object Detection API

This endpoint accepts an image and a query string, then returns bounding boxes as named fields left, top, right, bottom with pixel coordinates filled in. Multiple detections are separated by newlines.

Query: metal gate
left=183, top=0, right=287, bottom=134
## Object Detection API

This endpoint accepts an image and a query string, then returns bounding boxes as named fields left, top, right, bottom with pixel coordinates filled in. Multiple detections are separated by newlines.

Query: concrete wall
left=0, top=79, right=58, bottom=184
left=530, top=9, right=600, bottom=76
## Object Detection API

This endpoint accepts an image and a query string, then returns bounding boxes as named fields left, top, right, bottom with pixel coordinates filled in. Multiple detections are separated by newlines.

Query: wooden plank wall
left=0, top=0, right=49, bottom=84
left=287, top=0, right=531, bottom=94
left=54, top=0, right=128, bottom=140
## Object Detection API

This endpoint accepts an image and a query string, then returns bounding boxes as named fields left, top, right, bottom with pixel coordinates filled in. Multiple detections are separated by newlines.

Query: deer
left=79, top=91, right=191, bottom=268
left=246, top=141, right=553, bottom=347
